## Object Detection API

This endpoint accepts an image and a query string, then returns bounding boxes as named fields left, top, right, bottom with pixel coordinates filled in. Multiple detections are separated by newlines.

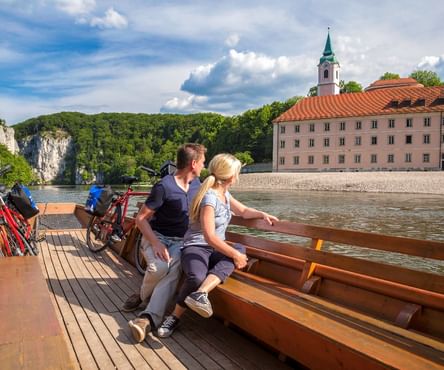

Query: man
left=124, top=143, right=206, bottom=343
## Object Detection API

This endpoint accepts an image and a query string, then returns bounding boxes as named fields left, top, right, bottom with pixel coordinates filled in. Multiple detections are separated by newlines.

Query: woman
left=157, top=153, right=278, bottom=337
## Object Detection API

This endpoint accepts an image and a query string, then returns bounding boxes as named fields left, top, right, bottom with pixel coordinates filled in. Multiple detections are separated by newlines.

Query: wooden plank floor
left=38, top=229, right=293, bottom=370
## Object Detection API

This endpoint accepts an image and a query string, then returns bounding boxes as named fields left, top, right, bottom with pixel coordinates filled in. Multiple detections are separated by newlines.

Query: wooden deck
left=38, top=228, right=293, bottom=370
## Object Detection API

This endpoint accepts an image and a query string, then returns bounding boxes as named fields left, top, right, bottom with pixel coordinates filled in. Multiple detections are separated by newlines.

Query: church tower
left=317, top=29, right=340, bottom=96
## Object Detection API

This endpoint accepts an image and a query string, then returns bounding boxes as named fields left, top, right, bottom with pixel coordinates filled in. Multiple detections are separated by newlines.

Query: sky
left=0, top=0, right=443, bottom=125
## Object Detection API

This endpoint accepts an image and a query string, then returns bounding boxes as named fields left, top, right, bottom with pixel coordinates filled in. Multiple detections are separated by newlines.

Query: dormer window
left=324, top=69, right=329, bottom=79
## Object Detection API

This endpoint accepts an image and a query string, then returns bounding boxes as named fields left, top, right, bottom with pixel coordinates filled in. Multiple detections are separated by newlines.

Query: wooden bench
left=210, top=217, right=444, bottom=369
left=0, top=257, right=77, bottom=369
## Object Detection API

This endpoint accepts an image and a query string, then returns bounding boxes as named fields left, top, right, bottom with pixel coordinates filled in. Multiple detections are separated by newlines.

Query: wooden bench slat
left=230, top=216, right=444, bottom=260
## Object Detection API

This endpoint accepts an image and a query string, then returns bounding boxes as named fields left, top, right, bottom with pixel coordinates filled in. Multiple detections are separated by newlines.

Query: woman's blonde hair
left=189, top=153, right=242, bottom=222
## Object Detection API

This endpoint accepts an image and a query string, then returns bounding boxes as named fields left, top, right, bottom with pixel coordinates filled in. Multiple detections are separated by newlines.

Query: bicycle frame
left=0, top=196, right=29, bottom=255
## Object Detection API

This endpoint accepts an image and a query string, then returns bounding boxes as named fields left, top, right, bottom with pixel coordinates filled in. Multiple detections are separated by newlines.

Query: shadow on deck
left=38, top=229, right=294, bottom=370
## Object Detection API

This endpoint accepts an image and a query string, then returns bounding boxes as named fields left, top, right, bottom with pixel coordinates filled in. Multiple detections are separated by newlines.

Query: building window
left=442, top=135, right=444, bottom=143
left=279, top=157, right=285, bottom=165
left=323, top=155, right=329, bottom=164
left=324, top=122, right=330, bottom=131
left=406, top=135, right=412, bottom=144
left=309, top=138, right=315, bottom=147
left=355, top=136, right=361, bottom=145
left=309, top=123, right=315, bottom=132
left=424, top=117, right=431, bottom=127
left=324, top=69, right=328, bottom=79
left=324, top=138, right=330, bottom=147
left=371, top=120, right=378, bottom=129
left=354, top=154, right=361, bottom=164
left=371, top=154, right=377, bottom=163
left=423, top=153, right=430, bottom=163
left=388, top=154, right=394, bottom=163
left=308, top=155, right=314, bottom=164
left=280, top=125, right=286, bottom=134
left=339, top=121, right=346, bottom=131
left=406, top=118, right=413, bottom=128
left=280, top=140, right=285, bottom=148
left=388, top=119, right=395, bottom=128
left=338, top=155, right=345, bottom=164
left=336, top=71, right=338, bottom=79
left=356, top=121, right=362, bottom=130
left=405, top=153, right=412, bottom=163
left=294, top=139, right=300, bottom=148
left=371, top=136, right=378, bottom=145
left=388, top=135, right=395, bottom=145
left=295, top=124, right=300, bottom=133
left=293, top=156, right=299, bottom=165
left=424, top=134, right=430, bottom=144
left=339, top=137, right=345, bottom=146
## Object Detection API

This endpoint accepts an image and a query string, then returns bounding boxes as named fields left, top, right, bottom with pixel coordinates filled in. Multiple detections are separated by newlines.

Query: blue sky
left=0, top=0, right=443, bottom=124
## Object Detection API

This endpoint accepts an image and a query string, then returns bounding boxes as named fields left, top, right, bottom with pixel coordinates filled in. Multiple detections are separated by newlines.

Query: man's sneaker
left=157, top=315, right=180, bottom=338
left=122, top=293, right=142, bottom=312
left=128, top=317, right=151, bottom=343
left=184, top=291, right=213, bottom=318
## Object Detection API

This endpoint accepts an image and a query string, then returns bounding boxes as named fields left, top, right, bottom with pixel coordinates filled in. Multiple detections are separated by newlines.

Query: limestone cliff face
left=18, top=131, right=74, bottom=183
left=0, top=125, right=19, bottom=153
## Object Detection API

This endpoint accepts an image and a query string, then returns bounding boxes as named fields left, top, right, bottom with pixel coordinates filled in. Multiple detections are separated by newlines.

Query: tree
left=409, top=70, right=443, bottom=87
left=340, top=80, right=363, bottom=94
left=234, top=151, right=254, bottom=166
left=0, top=144, right=35, bottom=186
left=307, top=85, right=318, bottom=97
left=379, top=72, right=400, bottom=80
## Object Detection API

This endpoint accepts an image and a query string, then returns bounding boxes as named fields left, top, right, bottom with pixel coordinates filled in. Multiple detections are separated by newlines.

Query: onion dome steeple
left=319, top=28, right=338, bottom=64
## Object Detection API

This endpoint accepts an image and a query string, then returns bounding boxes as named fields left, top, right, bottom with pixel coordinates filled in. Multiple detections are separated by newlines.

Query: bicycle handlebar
left=138, top=165, right=159, bottom=177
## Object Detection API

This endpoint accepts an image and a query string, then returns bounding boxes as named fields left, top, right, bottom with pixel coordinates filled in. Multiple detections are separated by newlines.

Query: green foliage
left=13, top=97, right=300, bottom=184
left=0, top=118, right=5, bottom=127
left=0, top=144, right=35, bottom=186
left=234, top=151, right=254, bottom=166
left=409, top=70, right=443, bottom=87
left=340, top=80, right=363, bottom=93
left=379, top=72, right=400, bottom=80
left=307, top=85, right=318, bottom=97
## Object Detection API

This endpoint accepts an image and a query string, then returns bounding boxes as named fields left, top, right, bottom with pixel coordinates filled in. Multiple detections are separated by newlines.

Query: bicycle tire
left=86, top=216, right=111, bottom=252
left=134, top=232, right=146, bottom=275
left=3, top=223, right=26, bottom=256
left=11, top=210, right=39, bottom=255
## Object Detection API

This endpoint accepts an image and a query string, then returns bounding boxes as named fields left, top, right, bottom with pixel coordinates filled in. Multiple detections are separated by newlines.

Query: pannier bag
left=85, top=185, right=113, bottom=217
left=8, top=183, right=40, bottom=219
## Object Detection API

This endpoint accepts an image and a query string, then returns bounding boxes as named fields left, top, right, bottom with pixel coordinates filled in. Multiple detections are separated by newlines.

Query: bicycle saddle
left=121, top=176, right=138, bottom=185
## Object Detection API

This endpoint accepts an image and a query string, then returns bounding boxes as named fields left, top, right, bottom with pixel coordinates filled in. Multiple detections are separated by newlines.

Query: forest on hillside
left=13, top=97, right=299, bottom=184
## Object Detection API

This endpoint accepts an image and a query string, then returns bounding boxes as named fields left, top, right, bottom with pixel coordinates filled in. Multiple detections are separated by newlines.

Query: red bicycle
left=0, top=165, right=39, bottom=257
left=86, top=167, right=155, bottom=253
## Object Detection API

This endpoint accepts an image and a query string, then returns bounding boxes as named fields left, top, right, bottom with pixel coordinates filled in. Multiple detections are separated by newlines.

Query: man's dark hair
left=176, top=143, right=207, bottom=170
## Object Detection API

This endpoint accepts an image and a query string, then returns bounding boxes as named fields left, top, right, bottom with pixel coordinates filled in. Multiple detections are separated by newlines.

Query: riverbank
left=234, top=171, right=444, bottom=194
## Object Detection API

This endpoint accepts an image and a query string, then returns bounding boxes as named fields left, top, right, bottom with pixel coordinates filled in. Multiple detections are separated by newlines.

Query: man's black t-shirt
left=145, top=174, right=200, bottom=237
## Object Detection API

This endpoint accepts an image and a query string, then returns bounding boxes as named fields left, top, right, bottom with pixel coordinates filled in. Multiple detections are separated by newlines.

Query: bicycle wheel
left=3, top=223, right=26, bottom=256
left=86, top=215, right=112, bottom=252
left=10, top=210, right=39, bottom=255
left=134, top=232, right=146, bottom=275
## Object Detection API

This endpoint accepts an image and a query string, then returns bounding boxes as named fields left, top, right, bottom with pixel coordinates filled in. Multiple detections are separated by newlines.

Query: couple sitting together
left=123, top=143, right=277, bottom=342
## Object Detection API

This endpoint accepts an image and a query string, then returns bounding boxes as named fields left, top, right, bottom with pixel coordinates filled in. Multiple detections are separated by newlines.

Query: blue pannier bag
left=8, top=183, right=40, bottom=219
left=85, top=185, right=113, bottom=217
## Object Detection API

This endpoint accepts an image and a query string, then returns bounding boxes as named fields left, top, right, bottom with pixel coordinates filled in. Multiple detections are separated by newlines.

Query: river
left=30, top=186, right=444, bottom=274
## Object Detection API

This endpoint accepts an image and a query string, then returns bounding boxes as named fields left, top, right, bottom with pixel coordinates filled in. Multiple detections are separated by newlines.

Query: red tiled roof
left=274, top=86, right=444, bottom=123
left=364, top=78, right=423, bottom=91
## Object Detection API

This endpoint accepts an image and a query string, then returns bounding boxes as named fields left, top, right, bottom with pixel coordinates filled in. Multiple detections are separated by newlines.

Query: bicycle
left=0, top=165, right=39, bottom=257
left=86, top=166, right=158, bottom=253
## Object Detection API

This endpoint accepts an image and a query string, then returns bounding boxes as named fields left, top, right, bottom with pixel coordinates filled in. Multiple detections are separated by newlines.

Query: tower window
left=324, top=69, right=328, bottom=79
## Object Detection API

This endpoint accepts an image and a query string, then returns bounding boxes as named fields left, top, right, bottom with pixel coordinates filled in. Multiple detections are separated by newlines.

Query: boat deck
left=38, top=228, right=293, bottom=370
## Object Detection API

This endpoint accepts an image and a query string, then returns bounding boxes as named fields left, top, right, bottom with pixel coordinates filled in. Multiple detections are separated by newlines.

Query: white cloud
left=225, top=34, right=240, bottom=48
left=162, top=49, right=315, bottom=113
left=90, top=7, right=128, bottom=29
left=418, top=55, right=444, bottom=69
left=53, top=0, right=96, bottom=16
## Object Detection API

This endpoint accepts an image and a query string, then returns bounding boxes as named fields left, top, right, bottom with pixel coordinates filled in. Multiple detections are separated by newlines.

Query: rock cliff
left=0, top=125, right=19, bottom=153
left=18, top=131, right=74, bottom=183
